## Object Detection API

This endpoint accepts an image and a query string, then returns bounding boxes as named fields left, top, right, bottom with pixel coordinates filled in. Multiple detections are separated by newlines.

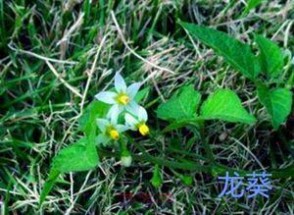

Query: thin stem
left=198, top=121, right=216, bottom=163
left=98, top=144, right=293, bottom=179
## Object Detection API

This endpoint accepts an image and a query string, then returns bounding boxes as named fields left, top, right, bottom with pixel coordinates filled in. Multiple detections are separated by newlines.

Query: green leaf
left=79, top=100, right=109, bottom=136
left=134, top=86, right=150, bottom=103
left=180, top=22, right=260, bottom=80
left=150, top=165, right=163, bottom=188
left=180, top=175, right=193, bottom=186
left=41, top=98, right=115, bottom=205
left=242, top=0, right=264, bottom=16
left=255, top=35, right=284, bottom=78
left=257, top=85, right=292, bottom=129
left=200, top=89, right=256, bottom=124
left=40, top=137, right=99, bottom=205
left=156, top=85, right=201, bottom=121
left=52, top=137, right=99, bottom=173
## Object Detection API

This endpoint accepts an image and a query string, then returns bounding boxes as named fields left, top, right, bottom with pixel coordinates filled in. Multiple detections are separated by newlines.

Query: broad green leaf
left=200, top=89, right=256, bottom=124
left=40, top=137, right=99, bottom=205
left=52, top=137, right=98, bottom=173
left=180, top=22, right=260, bottom=80
left=257, top=85, right=292, bottom=129
left=255, top=35, right=284, bottom=78
left=156, top=85, right=201, bottom=121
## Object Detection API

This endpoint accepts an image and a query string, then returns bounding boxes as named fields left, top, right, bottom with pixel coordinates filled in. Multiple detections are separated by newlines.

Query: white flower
left=125, top=106, right=149, bottom=136
left=96, top=113, right=128, bottom=146
left=120, top=155, right=132, bottom=167
left=95, top=72, right=141, bottom=119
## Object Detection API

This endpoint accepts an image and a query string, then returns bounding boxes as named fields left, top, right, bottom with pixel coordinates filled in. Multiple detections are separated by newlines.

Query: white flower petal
left=138, top=106, right=148, bottom=121
left=96, top=118, right=110, bottom=133
left=96, top=134, right=110, bottom=145
left=114, top=72, right=127, bottom=93
left=125, top=113, right=138, bottom=130
left=125, top=101, right=140, bottom=115
left=107, top=104, right=123, bottom=124
left=127, top=82, right=141, bottom=99
left=95, top=91, right=116, bottom=104
left=116, top=124, right=129, bottom=132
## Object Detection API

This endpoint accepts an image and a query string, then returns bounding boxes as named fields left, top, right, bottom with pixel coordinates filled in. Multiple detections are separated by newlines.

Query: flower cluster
left=95, top=73, right=149, bottom=166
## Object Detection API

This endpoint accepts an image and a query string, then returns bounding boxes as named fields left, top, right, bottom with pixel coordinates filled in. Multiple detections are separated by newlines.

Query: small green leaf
left=162, top=119, right=201, bottom=132
left=151, top=165, right=163, bottom=188
left=180, top=175, right=193, bottom=186
left=180, top=22, right=260, bottom=80
left=255, top=35, right=284, bottom=78
left=242, top=0, right=264, bottom=15
left=257, top=85, right=292, bottom=129
left=79, top=100, right=109, bottom=136
left=134, top=87, right=150, bottom=103
left=200, top=89, right=256, bottom=124
left=156, top=85, right=201, bottom=121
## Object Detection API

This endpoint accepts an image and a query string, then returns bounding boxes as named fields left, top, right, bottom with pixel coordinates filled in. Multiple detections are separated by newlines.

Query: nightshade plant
left=40, top=73, right=150, bottom=205
left=180, top=21, right=293, bottom=129
left=40, top=23, right=293, bottom=206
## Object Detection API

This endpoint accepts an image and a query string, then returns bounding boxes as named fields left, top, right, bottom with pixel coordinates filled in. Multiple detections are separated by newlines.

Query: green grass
left=0, top=0, right=293, bottom=214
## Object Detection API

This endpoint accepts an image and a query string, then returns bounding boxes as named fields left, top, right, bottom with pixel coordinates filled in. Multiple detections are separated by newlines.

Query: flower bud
left=120, top=155, right=132, bottom=167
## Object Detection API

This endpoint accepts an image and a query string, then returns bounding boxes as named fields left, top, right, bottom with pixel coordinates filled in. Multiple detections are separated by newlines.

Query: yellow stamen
left=117, top=94, right=130, bottom=105
left=109, top=129, right=119, bottom=140
left=138, top=123, right=149, bottom=136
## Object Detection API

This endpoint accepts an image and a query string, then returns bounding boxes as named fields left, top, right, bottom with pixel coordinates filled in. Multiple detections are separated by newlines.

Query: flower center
left=138, top=123, right=149, bottom=136
left=116, top=93, right=130, bottom=105
left=108, top=129, right=119, bottom=140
